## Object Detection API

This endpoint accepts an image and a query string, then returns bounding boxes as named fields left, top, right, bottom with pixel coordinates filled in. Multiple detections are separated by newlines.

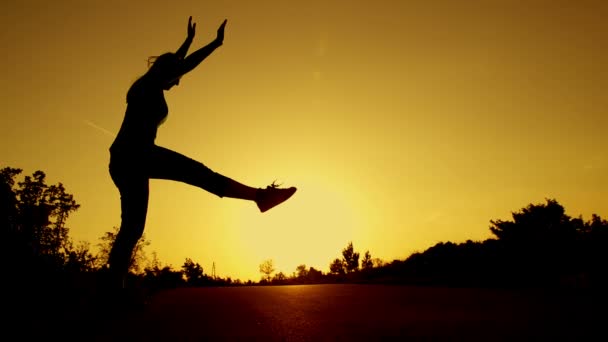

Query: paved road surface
left=76, top=284, right=603, bottom=341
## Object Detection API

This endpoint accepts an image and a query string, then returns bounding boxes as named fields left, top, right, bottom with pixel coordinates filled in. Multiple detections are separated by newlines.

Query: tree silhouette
left=490, top=199, right=575, bottom=243
left=361, top=250, right=373, bottom=270
left=17, top=170, right=79, bottom=265
left=489, top=198, right=580, bottom=285
left=65, top=241, right=97, bottom=273
left=272, top=271, right=287, bottom=284
left=141, top=252, right=185, bottom=290
left=1, top=167, right=87, bottom=279
left=374, top=199, right=608, bottom=288
left=1, top=167, right=20, bottom=237
left=295, top=264, right=308, bottom=279
left=583, top=214, right=608, bottom=286
left=307, top=267, right=323, bottom=283
left=1, top=166, right=101, bottom=338
left=329, top=258, right=345, bottom=275
left=2, top=167, right=24, bottom=274
left=6, top=163, right=607, bottom=292
left=342, top=242, right=360, bottom=273
left=182, top=258, right=206, bottom=286
left=259, top=259, right=275, bottom=282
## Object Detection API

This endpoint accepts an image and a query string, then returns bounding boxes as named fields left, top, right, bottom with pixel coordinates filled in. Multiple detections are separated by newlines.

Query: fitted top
left=110, top=77, right=168, bottom=152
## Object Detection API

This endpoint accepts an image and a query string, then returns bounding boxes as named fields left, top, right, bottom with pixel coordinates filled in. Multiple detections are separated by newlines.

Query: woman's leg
left=107, top=174, right=149, bottom=289
left=146, top=145, right=297, bottom=212
left=147, top=145, right=257, bottom=199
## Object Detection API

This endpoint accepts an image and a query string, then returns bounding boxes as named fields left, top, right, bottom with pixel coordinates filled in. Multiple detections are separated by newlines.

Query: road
left=56, top=284, right=605, bottom=340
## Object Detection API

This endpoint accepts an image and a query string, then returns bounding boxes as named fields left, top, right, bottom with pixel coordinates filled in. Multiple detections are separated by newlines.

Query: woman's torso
left=110, top=78, right=168, bottom=154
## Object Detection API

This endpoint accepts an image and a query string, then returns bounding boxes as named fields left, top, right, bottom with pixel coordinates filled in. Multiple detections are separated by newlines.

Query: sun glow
left=232, top=174, right=369, bottom=278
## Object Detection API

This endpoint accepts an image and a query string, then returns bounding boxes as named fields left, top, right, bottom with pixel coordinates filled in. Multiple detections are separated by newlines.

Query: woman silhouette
left=108, top=17, right=296, bottom=289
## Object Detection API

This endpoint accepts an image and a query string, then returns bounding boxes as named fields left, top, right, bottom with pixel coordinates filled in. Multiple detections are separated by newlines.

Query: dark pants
left=107, top=144, right=229, bottom=287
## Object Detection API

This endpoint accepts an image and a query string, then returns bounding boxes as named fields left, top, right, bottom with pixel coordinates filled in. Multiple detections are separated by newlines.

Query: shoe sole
left=259, top=187, right=297, bottom=213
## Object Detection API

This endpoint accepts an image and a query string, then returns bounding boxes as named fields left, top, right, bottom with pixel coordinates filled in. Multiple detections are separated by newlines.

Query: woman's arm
left=178, top=19, right=227, bottom=76
left=176, top=16, right=196, bottom=60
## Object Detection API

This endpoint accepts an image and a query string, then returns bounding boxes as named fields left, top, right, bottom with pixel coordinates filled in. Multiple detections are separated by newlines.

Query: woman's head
left=147, top=53, right=182, bottom=90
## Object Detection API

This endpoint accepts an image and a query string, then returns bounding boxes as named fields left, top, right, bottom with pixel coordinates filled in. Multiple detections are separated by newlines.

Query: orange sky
left=2, top=0, right=607, bottom=281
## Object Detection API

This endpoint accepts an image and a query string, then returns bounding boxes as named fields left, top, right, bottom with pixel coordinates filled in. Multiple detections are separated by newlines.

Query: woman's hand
left=187, top=16, right=196, bottom=40
left=215, top=19, right=227, bottom=45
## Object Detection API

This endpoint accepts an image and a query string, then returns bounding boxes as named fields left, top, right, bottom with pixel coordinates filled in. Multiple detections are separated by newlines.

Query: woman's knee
left=118, top=217, right=146, bottom=240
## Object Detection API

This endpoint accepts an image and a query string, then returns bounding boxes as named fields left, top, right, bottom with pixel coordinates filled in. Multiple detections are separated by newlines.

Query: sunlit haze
left=2, top=0, right=607, bottom=281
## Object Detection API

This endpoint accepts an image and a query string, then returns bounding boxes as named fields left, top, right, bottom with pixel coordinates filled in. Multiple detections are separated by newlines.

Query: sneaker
left=256, top=183, right=297, bottom=213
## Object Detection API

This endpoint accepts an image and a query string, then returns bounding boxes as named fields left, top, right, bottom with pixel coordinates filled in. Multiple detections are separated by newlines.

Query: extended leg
left=147, top=145, right=297, bottom=212
left=147, top=145, right=257, bottom=200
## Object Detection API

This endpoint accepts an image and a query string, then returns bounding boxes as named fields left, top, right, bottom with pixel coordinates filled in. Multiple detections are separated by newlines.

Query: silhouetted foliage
left=1, top=167, right=103, bottom=337
left=371, top=199, right=608, bottom=288
left=182, top=258, right=206, bottom=286
left=65, top=241, right=98, bottom=273
left=307, top=267, right=324, bottom=283
left=361, top=251, right=373, bottom=271
left=272, top=271, right=287, bottom=283
left=97, top=226, right=150, bottom=274
left=1, top=167, right=20, bottom=237
left=327, top=242, right=361, bottom=278
left=2, top=164, right=251, bottom=338
left=296, top=264, right=308, bottom=279
left=485, top=199, right=605, bottom=287
left=5, top=164, right=607, bottom=294
left=342, top=242, right=360, bottom=273
left=266, top=266, right=327, bottom=285
left=1, top=167, right=93, bottom=286
left=259, top=259, right=275, bottom=282
left=329, top=258, right=345, bottom=275
left=143, top=264, right=185, bottom=290
left=263, top=199, right=607, bottom=288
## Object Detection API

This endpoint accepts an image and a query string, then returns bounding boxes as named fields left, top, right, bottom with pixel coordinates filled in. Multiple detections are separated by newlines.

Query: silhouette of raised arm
left=177, top=19, right=227, bottom=77
left=175, top=16, right=196, bottom=59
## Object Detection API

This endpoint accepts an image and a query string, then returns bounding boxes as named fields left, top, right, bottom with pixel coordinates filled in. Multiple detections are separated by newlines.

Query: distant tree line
left=377, top=199, right=608, bottom=288
left=3, top=166, right=607, bottom=295
left=258, top=199, right=607, bottom=288
left=258, top=242, right=381, bottom=285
